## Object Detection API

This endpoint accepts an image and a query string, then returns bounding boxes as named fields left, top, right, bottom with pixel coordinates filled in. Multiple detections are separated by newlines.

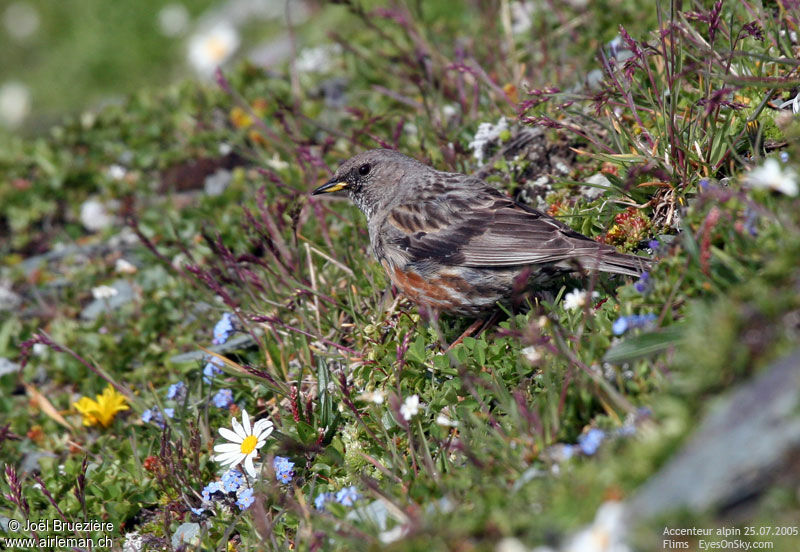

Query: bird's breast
left=378, top=258, right=505, bottom=315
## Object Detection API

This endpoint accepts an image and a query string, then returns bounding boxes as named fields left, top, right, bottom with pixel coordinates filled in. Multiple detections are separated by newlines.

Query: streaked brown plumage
left=312, top=149, right=650, bottom=316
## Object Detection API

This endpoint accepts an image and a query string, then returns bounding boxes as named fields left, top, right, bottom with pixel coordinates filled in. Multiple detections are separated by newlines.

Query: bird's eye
left=358, top=163, right=371, bottom=176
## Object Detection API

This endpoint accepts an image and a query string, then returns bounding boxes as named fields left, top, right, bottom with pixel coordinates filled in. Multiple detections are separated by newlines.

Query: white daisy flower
left=521, top=345, right=542, bottom=364
left=744, top=158, right=798, bottom=197
left=358, top=389, right=385, bottom=404
left=400, top=394, right=422, bottom=421
left=115, top=258, right=137, bottom=274
left=442, top=104, right=459, bottom=121
left=92, top=285, right=118, bottom=300
left=435, top=413, right=458, bottom=427
left=187, top=22, right=240, bottom=78
left=3, top=3, right=40, bottom=42
left=212, top=410, right=273, bottom=478
left=265, top=153, right=289, bottom=171
left=158, top=3, right=189, bottom=37
left=371, top=390, right=385, bottom=404
left=510, top=1, right=536, bottom=35
left=80, top=198, right=114, bottom=232
left=563, top=289, right=599, bottom=311
left=0, top=81, right=31, bottom=129
left=107, top=164, right=127, bottom=180
left=294, top=44, right=342, bottom=73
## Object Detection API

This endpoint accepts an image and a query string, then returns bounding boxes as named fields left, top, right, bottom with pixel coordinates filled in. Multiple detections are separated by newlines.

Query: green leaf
left=406, top=336, right=427, bottom=364
left=317, top=357, right=333, bottom=427
left=296, top=421, right=318, bottom=445
left=473, top=339, right=487, bottom=365
left=603, top=324, right=686, bottom=364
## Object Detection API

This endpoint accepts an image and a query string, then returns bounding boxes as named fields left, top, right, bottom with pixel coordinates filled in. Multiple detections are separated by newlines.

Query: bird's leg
left=477, top=310, right=502, bottom=334
left=445, top=319, right=483, bottom=352
left=444, top=312, right=500, bottom=351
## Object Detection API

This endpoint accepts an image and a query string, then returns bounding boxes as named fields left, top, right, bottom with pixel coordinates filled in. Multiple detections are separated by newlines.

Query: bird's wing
left=382, top=185, right=641, bottom=273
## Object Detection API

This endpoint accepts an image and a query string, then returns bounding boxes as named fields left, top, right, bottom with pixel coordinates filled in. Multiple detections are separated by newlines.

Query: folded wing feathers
left=387, top=189, right=650, bottom=276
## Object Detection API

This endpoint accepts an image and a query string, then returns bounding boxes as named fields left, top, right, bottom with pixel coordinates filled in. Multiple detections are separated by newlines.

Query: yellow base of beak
left=312, top=181, right=348, bottom=195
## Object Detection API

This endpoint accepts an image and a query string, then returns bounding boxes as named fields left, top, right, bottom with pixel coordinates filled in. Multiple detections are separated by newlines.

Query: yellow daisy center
left=240, top=435, right=258, bottom=454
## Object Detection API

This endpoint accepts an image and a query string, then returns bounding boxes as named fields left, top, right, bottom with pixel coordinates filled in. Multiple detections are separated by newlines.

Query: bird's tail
left=575, top=249, right=652, bottom=278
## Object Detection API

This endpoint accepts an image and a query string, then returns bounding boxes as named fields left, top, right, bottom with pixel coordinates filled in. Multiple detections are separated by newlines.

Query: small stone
left=0, top=280, right=21, bottom=311
left=583, top=173, right=611, bottom=200
left=204, top=169, right=232, bottom=196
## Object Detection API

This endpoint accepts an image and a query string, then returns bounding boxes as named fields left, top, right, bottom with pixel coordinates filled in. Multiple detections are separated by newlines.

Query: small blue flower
left=780, top=151, right=789, bottom=163
left=213, top=313, right=235, bottom=345
left=190, top=507, right=205, bottom=516
left=236, top=487, right=254, bottom=511
left=578, top=428, right=606, bottom=456
left=612, top=316, right=629, bottom=336
left=743, top=208, right=758, bottom=237
left=141, top=408, right=166, bottom=428
left=277, top=470, right=293, bottom=484
left=612, top=313, right=657, bottom=335
left=616, top=424, right=636, bottom=437
left=164, top=407, right=175, bottom=419
left=561, top=444, right=576, bottom=460
left=202, top=481, right=222, bottom=502
left=636, top=313, right=657, bottom=327
left=166, top=381, right=186, bottom=400
left=203, top=358, right=223, bottom=384
left=221, top=469, right=244, bottom=493
left=273, top=456, right=295, bottom=484
left=699, top=178, right=710, bottom=190
left=335, top=486, right=360, bottom=507
left=274, top=456, right=294, bottom=471
left=647, top=239, right=660, bottom=251
left=212, top=388, right=234, bottom=409
left=314, top=492, right=332, bottom=511
left=634, top=271, right=651, bottom=294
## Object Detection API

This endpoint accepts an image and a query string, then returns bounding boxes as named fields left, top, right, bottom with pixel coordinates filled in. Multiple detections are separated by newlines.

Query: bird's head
left=311, top=149, right=426, bottom=218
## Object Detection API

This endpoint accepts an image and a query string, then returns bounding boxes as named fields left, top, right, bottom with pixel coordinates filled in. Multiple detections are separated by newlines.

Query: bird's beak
left=312, top=178, right=349, bottom=195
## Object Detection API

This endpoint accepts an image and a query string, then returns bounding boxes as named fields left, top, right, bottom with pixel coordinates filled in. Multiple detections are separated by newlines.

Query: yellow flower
left=73, top=384, right=129, bottom=427
left=229, top=106, right=252, bottom=129
left=503, top=83, right=519, bottom=104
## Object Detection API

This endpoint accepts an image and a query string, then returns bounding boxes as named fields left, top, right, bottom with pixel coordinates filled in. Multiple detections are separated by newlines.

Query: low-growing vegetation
left=2, top=1, right=800, bottom=550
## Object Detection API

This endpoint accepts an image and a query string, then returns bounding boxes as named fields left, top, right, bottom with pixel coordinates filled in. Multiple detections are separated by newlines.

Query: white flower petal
left=215, top=452, right=244, bottom=466
left=252, top=418, right=273, bottom=437
left=253, top=427, right=273, bottom=442
left=231, top=416, right=247, bottom=440
left=213, top=443, right=242, bottom=453
left=218, top=427, right=243, bottom=443
left=212, top=452, right=238, bottom=463
left=745, top=158, right=799, bottom=196
left=243, top=454, right=257, bottom=478
left=241, top=409, right=252, bottom=435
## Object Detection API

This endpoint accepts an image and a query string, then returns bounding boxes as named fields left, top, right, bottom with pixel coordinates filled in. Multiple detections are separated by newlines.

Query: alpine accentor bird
left=312, top=149, right=650, bottom=317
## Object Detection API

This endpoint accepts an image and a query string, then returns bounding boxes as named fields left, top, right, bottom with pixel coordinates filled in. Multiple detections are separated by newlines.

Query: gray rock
left=0, top=357, right=20, bottom=377
left=582, top=173, right=611, bottom=200
left=0, top=281, right=21, bottom=311
left=346, top=499, right=390, bottom=530
left=171, top=522, right=201, bottom=548
left=204, top=168, right=232, bottom=196
left=629, top=348, right=800, bottom=521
